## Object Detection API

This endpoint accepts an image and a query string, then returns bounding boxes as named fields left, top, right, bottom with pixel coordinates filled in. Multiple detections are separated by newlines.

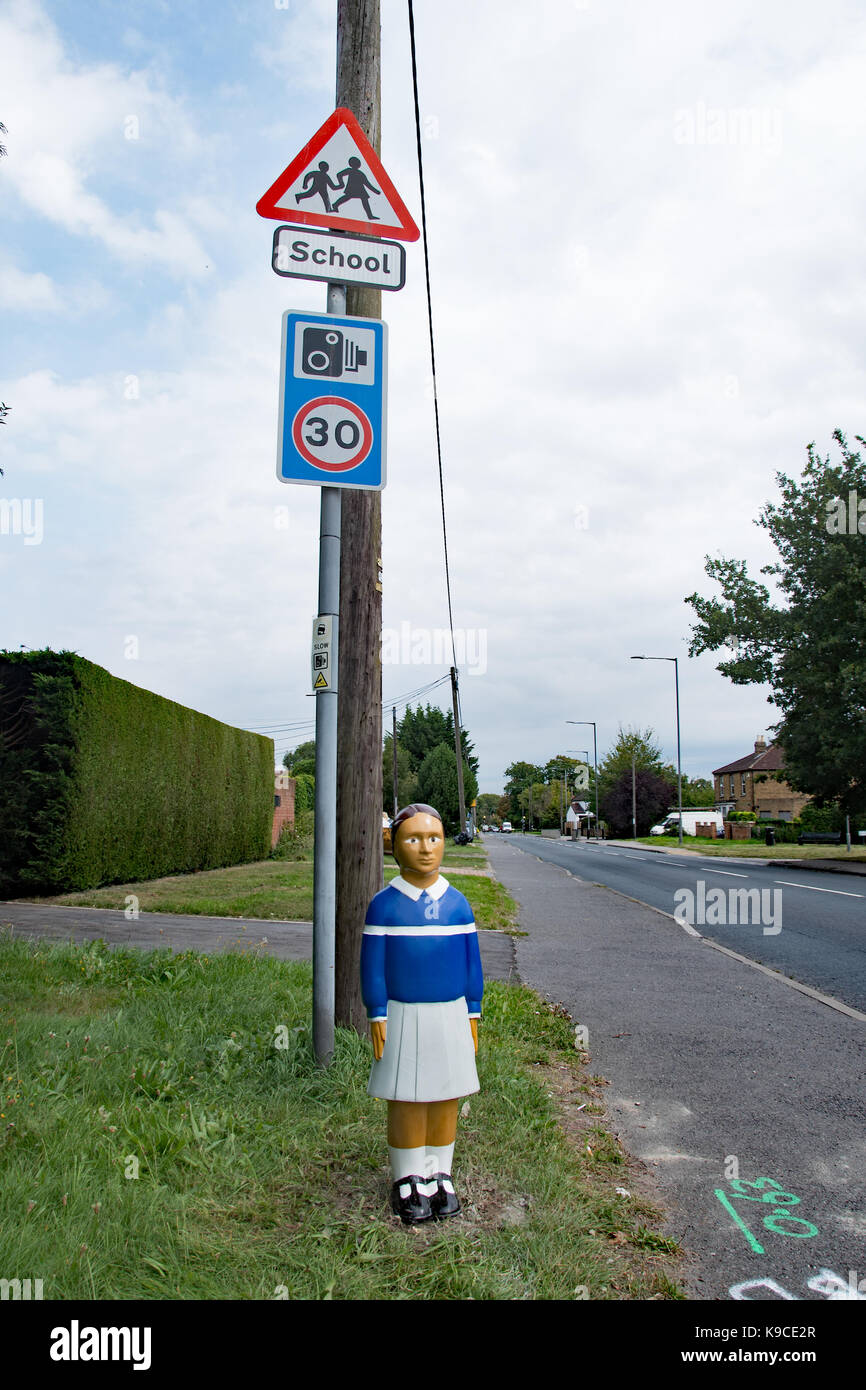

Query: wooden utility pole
left=450, top=666, right=467, bottom=834
left=334, top=0, right=384, bottom=1033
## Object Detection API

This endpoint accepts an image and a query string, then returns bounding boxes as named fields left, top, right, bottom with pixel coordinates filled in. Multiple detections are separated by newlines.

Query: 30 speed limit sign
left=292, top=396, right=373, bottom=472
left=277, top=310, right=386, bottom=490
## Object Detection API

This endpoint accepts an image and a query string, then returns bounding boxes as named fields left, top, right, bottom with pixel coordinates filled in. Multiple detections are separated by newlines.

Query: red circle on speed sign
left=291, top=396, right=373, bottom=472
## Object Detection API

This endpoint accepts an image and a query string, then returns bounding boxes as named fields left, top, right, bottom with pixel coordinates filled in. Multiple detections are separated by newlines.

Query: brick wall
left=272, top=771, right=296, bottom=848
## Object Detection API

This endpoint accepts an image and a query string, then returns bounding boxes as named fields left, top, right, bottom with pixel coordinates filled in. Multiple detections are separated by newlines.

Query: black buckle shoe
left=428, top=1172, right=461, bottom=1219
left=391, top=1176, right=433, bottom=1225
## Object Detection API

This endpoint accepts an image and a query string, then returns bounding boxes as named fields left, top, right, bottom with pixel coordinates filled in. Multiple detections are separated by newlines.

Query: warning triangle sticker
left=313, top=672, right=329, bottom=689
left=256, top=107, right=420, bottom=242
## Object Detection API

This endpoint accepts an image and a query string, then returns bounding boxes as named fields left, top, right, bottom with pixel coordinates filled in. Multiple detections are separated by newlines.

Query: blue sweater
left=361, top=875, right=484, bottom=1021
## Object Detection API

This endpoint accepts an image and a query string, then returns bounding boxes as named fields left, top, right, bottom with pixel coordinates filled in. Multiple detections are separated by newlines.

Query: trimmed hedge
left=0, top=650, right=274, bottom=894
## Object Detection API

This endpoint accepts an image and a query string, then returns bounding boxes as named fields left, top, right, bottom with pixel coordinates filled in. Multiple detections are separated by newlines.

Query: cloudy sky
left=2, top=0, right=864, bottom=792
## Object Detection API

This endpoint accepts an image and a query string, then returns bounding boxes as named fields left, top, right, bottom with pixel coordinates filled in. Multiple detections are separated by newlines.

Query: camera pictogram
left=301, top=326, right=371, bottom=380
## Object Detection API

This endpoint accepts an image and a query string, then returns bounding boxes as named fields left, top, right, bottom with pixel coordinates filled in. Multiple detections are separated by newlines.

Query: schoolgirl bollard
left=361, top=803, right=484, bottom=1224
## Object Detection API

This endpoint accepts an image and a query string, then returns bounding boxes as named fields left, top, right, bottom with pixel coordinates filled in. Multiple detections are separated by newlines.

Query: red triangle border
left=256, top=107, right=420, bottom=243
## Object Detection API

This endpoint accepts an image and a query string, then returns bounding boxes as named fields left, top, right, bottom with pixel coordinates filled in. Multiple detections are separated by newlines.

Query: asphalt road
left=487, top=834, right=866, bottom=1303
left=508, top=836, right=866, bottom=1015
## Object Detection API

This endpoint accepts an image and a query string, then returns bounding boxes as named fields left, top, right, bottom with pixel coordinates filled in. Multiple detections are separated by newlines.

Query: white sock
left=388, top=1145, right=427, bottom=1184
left=425, top=1141, right=455, bottom=1178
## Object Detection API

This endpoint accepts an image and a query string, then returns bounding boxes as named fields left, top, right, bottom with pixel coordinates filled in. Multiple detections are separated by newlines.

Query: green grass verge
left=633, top=837, right=866, bottom=860
left=0, top=935, right=682, bottom=1300
left=25, top=849, right=517, bottom=933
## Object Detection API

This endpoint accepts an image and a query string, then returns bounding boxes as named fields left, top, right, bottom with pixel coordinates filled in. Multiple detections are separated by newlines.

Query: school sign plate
left=271, top=226, right=405, bottom=291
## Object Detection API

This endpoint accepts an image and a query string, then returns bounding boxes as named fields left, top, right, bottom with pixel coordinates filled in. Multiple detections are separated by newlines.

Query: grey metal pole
left=592, top=722, right=598, bottom=839
left=674, top=657, right=683, bottom=848
left=312, top=280, right=346, bottom=1067
left=632, top=753, right=637, bottom=839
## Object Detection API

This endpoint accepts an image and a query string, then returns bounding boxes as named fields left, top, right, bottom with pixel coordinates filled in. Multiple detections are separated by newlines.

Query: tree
left=543, top=754, right=582, bottom=783
left=382, top=734, right=418, bottom=811
left=416, top=741, right=478, bottom=833
left=283, top=739, right=316, bottom=779
left=680, top=775, right=715, bottom=807
left=597, top=727, right=669, bottom=798
left=686, top=431, right=866, bottom=816
left=396, top=704, right=478, bottom=778
left=600, top=768, right=675, bottom=836
left=503, top=761, right=545, bottom=817
left=293, top=772, right=315, bottom=812
left=476, top=792, right=501, bottom=823
left=517, top=779, right=560, bottom=828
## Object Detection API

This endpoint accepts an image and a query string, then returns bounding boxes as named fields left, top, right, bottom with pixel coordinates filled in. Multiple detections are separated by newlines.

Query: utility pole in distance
left=450, top=666, right=467, bottom=835
left=334, top=0, right=384, bottom=1032
left=392, top=704, right=398, bottom=817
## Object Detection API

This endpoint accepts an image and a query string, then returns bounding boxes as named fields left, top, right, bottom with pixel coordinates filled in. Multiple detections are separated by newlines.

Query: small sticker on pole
left=311, top=614, right=337, bottom=693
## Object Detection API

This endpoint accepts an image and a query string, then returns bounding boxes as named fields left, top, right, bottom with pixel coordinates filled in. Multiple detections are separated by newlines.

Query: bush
left=0, top=650, right=273, bottom=894
left=799, top=804, right=845, bottom=832
left=293, top=772, right=315, bottom=812
left=270, top=809, right=314, bottom=860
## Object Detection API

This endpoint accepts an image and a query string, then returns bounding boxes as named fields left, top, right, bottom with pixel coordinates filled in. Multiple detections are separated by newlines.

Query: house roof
left=713, top=744, right=786, bottom=776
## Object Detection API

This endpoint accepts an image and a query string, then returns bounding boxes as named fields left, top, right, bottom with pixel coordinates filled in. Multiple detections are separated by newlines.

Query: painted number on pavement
left=715, top=1177, right=818, bottom=1255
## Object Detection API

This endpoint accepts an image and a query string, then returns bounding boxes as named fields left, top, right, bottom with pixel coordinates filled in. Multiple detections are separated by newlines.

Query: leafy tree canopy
left=415, top=741, right=478, bottom=833
left=686, top=430, right=866, bottom=815
left=283, top=739, right=316, bottom=779
left=601, top=767, right=675, bottom=837
left=382, top=735, right=419, bottom=813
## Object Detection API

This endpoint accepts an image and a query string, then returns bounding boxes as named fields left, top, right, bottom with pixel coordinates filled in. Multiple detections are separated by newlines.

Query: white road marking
left=700, top=868, right=749, bottom=878
left=774, top=880, right=863, bottom=898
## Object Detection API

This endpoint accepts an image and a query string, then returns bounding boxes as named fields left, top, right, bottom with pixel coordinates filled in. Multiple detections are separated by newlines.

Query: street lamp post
left=566, top=721, right=599, bottom=839
left=631, top=655, right=683, bottom=848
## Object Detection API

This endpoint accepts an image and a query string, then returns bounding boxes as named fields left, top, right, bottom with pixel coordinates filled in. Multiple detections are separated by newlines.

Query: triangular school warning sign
left=256, top=107, right=420, bottom=242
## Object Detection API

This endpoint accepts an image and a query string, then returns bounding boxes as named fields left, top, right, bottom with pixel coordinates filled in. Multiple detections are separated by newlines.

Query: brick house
left=272, top=770, right=296, bottom=847
left=712, top=737, right=810, bottom=821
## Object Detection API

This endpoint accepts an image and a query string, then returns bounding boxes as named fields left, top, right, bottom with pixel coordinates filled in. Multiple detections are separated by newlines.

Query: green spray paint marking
left=714, top=1190, right=765, bottom=1254
left=715, top=1177, right=819, bottom=1253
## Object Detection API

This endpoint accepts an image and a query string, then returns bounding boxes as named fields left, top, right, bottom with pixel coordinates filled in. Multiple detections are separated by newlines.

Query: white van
left=649, top=810, right=724, bottom=837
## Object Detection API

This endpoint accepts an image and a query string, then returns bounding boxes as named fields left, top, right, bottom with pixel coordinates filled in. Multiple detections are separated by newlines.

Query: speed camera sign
left=277, top=311, right=386, bottom=490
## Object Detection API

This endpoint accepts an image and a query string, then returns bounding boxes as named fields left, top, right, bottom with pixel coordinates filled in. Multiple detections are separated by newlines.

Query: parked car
left=501, top=821, right=513, bottom=834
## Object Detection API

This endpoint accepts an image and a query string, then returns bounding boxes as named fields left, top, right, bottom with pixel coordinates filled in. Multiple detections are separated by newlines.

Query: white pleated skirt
left=367, top=997, right=480, bottom=1103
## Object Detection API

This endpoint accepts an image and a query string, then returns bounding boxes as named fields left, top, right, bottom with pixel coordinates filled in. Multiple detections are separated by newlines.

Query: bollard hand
left=370, top=1019, right=387, bottom=1060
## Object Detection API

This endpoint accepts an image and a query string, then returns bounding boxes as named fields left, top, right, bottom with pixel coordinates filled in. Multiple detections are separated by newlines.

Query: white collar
left=390, top=874, right=450, bottom=902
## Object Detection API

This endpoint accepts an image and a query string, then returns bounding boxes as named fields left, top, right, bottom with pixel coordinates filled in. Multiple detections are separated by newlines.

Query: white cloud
left=0, top=0, right=210, bottom=274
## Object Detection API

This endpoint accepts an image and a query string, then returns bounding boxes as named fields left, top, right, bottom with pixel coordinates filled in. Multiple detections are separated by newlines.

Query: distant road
left=503, top=835, right=866, bottom=1015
